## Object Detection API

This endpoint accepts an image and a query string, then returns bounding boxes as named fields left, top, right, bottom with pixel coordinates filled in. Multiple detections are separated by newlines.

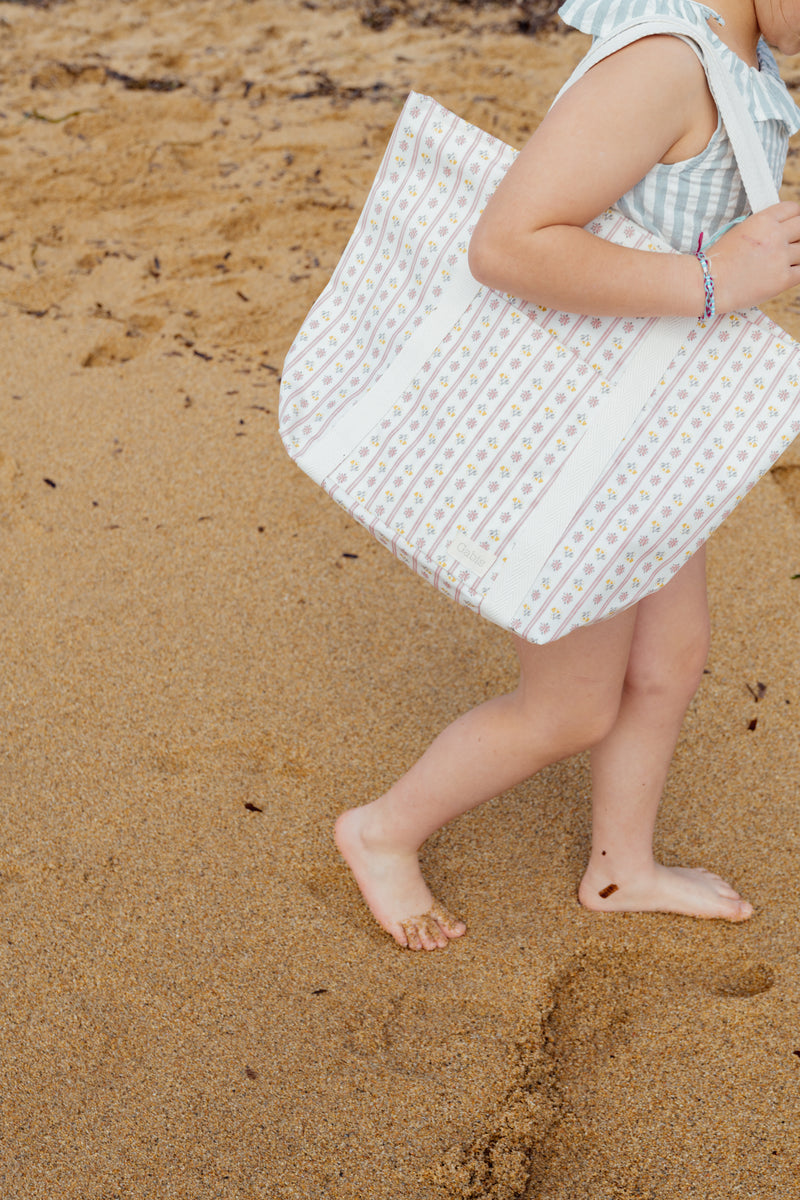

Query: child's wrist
left=695, top=233, right=715, bottom=319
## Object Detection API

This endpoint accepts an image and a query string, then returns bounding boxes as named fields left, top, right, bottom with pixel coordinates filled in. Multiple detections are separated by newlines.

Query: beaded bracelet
left=695, top=232, right=715, bottom=320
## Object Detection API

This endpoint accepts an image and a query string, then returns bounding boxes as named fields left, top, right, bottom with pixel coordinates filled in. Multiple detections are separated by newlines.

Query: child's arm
left=468, top=35, right=800, bottom=317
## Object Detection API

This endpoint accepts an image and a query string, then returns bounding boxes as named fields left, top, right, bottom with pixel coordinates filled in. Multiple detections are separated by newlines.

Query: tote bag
left=279, top=17, right=800, bottom=645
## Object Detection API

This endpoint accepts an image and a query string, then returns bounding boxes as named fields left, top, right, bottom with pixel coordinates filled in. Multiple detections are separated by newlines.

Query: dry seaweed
left=359, top=0, right=566, bottom=35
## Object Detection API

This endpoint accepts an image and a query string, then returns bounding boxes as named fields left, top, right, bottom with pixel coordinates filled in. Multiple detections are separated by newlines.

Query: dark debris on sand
left=3, top=0, right=70, bottom=8
left=358, top=0, right=566, bottom=34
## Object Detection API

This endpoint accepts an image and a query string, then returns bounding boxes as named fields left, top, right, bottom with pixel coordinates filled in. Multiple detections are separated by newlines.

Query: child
left=334, top=0, right=800, bottom=950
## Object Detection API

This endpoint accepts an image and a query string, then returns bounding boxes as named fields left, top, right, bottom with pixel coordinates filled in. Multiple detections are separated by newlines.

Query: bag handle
left=553, top=16, right=781, bottom=212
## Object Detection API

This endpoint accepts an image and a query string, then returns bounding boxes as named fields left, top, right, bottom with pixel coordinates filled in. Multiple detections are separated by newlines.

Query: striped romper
left=559, top=0, right=800, bottom=254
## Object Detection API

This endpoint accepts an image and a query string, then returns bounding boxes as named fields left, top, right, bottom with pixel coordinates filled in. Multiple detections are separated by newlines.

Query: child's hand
left=709, top=201, right=800, bottom=312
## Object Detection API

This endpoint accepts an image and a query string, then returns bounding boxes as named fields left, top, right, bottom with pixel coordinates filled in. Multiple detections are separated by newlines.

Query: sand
left=0, top=0, right=798, bottom=1196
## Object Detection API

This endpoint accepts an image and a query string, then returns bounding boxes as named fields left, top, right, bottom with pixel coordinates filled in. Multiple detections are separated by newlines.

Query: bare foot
left=334, top=808, right=467, bottom=950
left=578, top=861, right=753, bottom=921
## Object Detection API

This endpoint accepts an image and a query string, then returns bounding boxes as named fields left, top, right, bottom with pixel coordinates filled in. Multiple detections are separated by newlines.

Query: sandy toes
left=334, top=808, right=467, bottom=950
left=578, top=862, right=754, bottom=921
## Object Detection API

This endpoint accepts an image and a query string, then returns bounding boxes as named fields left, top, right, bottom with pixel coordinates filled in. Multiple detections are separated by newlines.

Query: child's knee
left=520, top=686, right=622, bottom=755
left=580, top=695, right=624, bottom=746
left=625, top=628, right=710, bottom=704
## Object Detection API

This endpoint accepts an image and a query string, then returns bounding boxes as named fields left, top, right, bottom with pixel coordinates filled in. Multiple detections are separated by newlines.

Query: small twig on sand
left=23, top=107, right=93, bottom=123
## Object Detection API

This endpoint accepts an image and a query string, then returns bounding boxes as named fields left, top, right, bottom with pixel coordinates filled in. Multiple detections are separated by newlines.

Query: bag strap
left=553, top=16, right=780, bottom=212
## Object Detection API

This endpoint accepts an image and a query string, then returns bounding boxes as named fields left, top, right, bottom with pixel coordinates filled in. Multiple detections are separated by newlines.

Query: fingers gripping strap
left=553, top=17, right=780, bottom=213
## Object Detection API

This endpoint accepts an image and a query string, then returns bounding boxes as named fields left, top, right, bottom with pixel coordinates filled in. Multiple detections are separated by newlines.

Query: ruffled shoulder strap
left=553, top=9, right=784, bottom=211
left=560, top=0, right=720, bottom=39
left=559, top=0, right=800, bottom=133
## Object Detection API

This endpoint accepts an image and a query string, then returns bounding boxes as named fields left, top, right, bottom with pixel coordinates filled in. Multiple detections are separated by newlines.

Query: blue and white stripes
left=559, top=0, right=800, bottom=252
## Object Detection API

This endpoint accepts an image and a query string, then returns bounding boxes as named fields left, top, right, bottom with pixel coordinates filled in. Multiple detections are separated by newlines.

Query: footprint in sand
left=0, top=450, right=26, bottom=532
left=442, top=950, right=792, bottom=1200
left=770, top=461, right=800, bottom=517
left=81, top=313, right=164, bottom=368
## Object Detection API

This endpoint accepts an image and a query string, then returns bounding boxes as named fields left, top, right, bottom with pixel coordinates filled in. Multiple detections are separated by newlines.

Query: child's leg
left=579, top=548, right=752, bottom=920
left=335, top=605, right=639, bottom=949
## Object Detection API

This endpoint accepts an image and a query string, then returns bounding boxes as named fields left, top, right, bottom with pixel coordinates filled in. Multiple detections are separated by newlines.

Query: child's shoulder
left=559, top=0, right=799, bottom=134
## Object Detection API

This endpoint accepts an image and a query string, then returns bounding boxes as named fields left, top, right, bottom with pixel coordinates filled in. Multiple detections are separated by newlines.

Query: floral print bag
left=279, top=20, right=800, bottom=644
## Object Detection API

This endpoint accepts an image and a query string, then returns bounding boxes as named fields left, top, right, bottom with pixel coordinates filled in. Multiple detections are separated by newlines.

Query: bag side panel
left=278, top=94, right=516, bottom=480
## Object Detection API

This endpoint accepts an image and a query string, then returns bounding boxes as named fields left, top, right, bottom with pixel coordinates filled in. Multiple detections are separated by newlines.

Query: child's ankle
left=585, top=848, right=656, bottom=879
left=341, top=804, right=418, bottom=857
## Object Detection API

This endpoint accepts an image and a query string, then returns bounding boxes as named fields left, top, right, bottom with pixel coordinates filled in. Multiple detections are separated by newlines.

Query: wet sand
left=1, top=1, right=799, bottom=1196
